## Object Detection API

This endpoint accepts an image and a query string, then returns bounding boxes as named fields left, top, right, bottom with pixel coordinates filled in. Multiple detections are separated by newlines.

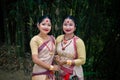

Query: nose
left=66, top=25, right=70, bottom=28
left=44, top=25, right=49, bottom=28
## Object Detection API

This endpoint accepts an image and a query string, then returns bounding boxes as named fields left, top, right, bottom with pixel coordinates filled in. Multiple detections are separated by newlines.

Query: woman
left=55, top=15, right=86, bottom=80
left=30, top=15, right=59, bottom=80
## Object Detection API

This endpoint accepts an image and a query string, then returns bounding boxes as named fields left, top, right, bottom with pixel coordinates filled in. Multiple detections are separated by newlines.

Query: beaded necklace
left=61, top=35, right=74, bottom=50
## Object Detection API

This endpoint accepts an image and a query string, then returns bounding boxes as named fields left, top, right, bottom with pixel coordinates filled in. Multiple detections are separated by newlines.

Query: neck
left=64, top=33, right=74, bottom=40
left=39, top=33, right=48, bottom=40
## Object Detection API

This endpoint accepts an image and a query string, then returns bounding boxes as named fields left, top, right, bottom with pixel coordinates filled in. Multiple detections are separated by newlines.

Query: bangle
left=49, top=65, right=54, bottom=70
left=67, top=60, right=72, bottom=65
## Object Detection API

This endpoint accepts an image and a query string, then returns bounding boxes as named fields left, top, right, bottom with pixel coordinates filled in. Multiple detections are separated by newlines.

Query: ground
left=0, top=70, right=31, bottom=80
left=0, top=45, right=32, bottom=80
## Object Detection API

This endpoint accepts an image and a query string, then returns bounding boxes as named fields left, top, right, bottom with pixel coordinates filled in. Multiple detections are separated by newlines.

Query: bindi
left=67, top=20, right=69, bottom=23
left=45, top=19, right=49, bottom=22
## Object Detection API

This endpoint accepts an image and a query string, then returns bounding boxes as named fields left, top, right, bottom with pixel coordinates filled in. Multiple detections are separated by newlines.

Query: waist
left=32, top=70, right=53, bottom=76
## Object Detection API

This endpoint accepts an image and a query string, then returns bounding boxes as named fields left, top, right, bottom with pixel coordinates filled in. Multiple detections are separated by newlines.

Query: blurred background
left=0, top=0, right=120, bottom=80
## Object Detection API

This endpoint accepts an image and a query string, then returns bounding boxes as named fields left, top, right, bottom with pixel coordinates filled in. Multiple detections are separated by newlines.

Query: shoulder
left=30, top=35, right=42, bottom=44
left=75, top=36, right=85, bottom=46
left=30, top=35, right=39, bottom=41
left=49, top=35, right=55, bottom=44
left=56, top=35, right=64, bottom=43
left=50, top=35, right=55, bottom=40
left=56, top=35, right=64, bottom=40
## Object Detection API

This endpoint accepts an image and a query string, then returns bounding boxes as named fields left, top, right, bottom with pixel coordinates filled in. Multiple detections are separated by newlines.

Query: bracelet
left=67, top=60, right=72, bottom=65
left=49, top=65, right=54, bottom=70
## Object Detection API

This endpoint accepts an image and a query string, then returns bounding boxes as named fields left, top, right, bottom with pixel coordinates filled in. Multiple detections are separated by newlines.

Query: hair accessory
left=70, top=9, right=72, bottom=15
left=42, top=10, right=44, bottom=16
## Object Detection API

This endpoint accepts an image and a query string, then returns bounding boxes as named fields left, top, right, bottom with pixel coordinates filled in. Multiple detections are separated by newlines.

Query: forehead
left=42, top=18, right=51, bottom=22
left=64, top=18, right=74, bottom=23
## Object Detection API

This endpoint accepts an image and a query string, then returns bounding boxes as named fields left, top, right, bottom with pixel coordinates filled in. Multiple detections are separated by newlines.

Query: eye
left=69, top=23, right=73, bottom=26
left=48, top=24, right=51, bottom=26
left=42, top=23, right=45, bottom=25
left=63, top=23, right=67, bottom=26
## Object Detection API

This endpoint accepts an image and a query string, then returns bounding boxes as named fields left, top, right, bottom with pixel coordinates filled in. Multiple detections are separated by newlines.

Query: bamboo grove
left=0, top=0, right=120, bottom=80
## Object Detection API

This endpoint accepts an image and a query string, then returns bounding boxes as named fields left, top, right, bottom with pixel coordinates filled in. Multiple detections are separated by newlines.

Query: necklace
left=61, top=40, right=72, bottom=50
left=63, top=35, right=74, bottom=44
left=45, top=40, right=54, bottom=55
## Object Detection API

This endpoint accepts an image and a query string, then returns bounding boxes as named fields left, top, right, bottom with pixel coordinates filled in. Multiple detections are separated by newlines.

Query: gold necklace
left=63, top=35, right=74, bottom=44
left=61, top=40, right=72, bottom=50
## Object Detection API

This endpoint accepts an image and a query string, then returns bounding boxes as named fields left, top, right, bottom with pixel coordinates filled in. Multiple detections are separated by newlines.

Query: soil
left=0, top=45, right=32, bottom=80
left=0, top=70, right=31, bottom=80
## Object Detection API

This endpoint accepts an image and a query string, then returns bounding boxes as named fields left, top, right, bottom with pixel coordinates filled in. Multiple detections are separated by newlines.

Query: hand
left=59, top=60, right=66, bottom=65
left=54, top=55, right=60, bottom=63
left=54, top=55, right=66, bottom=65
left=53, top=65, right=60, bottom=71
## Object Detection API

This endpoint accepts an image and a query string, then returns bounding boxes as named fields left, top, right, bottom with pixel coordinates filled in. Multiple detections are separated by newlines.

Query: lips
left=43, top=29, right=49, bottom=31
left=65, top=29, right=71, bottom=32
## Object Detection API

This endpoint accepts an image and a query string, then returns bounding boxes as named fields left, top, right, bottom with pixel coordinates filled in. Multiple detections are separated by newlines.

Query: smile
left=65, top=29, right=71, bottom=32
left=43, top=29, right=49, bottom=31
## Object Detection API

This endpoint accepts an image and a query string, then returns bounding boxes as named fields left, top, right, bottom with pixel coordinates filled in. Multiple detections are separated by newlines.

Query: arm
left=74, top=39, right=86, bottom=66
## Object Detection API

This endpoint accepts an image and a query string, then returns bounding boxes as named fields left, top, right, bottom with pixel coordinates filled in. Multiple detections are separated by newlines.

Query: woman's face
left=37, top=18, right=51, bottom=35
left=63, top=18, right=76, bottom=35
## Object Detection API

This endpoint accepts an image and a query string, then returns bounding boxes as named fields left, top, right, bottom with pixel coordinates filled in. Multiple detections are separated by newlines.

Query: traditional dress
left=30, top=35, right=55, bottom=80
left=56, top=35, right=86, bottom=80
